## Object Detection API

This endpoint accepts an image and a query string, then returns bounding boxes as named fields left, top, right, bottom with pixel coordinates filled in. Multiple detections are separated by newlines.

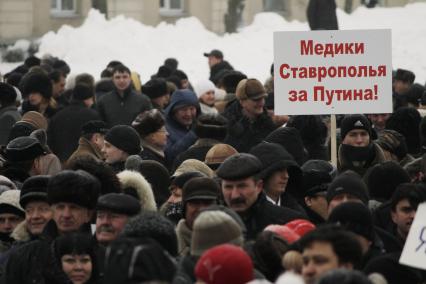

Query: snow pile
left=2, top=3, right=426, bottom=84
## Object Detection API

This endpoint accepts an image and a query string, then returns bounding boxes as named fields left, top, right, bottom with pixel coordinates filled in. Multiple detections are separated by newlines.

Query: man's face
left=208, top=56, right=221, bottom=68
left=327, top=193, right=363, bottom=217
left=342, top=129, right=370, bottom=147
left=240, top=97, right=265, bottom=119
left=391, top=199, right=416, bottom=240
left=112, top=71, right=131, bottom=92
left=394, top=80, right=411, bottom=95
left=147, top=126, right=168, bottom=149
left=368, top=114, right=390, bottom=131
left=264, top=169, right=289, bottom=197
left=185, top=199, right=216, bottom=229
left=96, top=210, right=130, bottom=244
left=52, top=75, right=66, bottom=98
left=28, top=92, right=44, bottom=107
left=24, top=201, right=53, bottom=235
left=52, top=202, right=91, bottom=234
left=302, top=241, right=340, bottom=284
left=92, top=133, right=105, bottom=152
left=0, top=213, right=23, bottom=234
left=102, top=141, right=128, bottom=164
left=304, top=192, right=328, bottom=220
left=167, top=186, right=182, bottom=204
left=174, top=105, right=197, bottom=127
left=222, top=177, right=262, bottom=213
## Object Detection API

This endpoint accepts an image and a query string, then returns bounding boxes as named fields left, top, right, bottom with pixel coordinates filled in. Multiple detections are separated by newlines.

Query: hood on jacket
left=164, top=89, right=200, bottom=119
left=117, top=170, right=157, bottom=211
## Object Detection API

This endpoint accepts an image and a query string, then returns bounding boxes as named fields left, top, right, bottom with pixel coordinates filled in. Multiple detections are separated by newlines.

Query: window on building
left=263, top=0, right=286, bottom=12
left=51, top=0, right=77, bottom=16
left=160, top=0, right=184, bottom=16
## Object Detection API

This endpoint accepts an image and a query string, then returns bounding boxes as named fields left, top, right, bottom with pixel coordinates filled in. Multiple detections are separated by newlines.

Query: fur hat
left=3, top=136, right=45, bottom=162
left=327, top=171, right=369, bottom=204
left=122, top=211, right=178, bottom=256
left=117, top=170, right=157, bottom=211
left=340, top=114, right=371, bottom=141
left=20, top=175, right=50, bottom=208
left=0, top=190, right=24, bottom=218
left=195, top=244, right=253, bottom=284
left=0, top=82, right=18, bottom=104
left=205, top=143, right=238, bottom=169
left=394, top=68, right=415, bottom=84
left=47, top=170, right=101, bottom=209
left=194, top=79, right=215, bottom=98
left=132, top=109, right=165, bottom=138
left=376, top=129, right=408, bottom=160
left=72, top=83, right=94, bottom=101
left=236, top=78, right=267, bottom=100
left=105, top=125, right=141, bottom=155
left=21, top=71, right=52, bottom=99
left=194, top=114, right=228, bottom=140
left=0, top=175, right=17, bottom=192
left=221, top=71, right=247, bottom=93
left=81, top=120, right=108, bottom=136
left=96, top=193, right=141, bottom=216
left=142, top=78, right=168, bottom=99
left=21, top=111, right=48, bottom=130
left=191, top=210, right=243, bottom=256
left=216, top=153, right=262, bottom=180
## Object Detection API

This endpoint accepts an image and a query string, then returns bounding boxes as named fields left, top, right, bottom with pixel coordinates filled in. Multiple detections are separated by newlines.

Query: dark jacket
left=139, top=143, right=168, bottom=170
left=172, top=138, right=219, bottom=172
left=0, top=106, right=21, bottom=146
left=97, top=87, right=152, bottom=127
left=21, top=100, right=58, bottom=120
left=164, top=90, right=200, bottom=164
left=307, top=0, right=338, bottom=30
left=47, top=101, right=100, bottom=162
left=240, top=193, right=306, bottom=240
left=209, top=61, right=234, bottom=85
left=67, top=137, right=104, bottom=165
left=223, top=100, right=277, bottom=153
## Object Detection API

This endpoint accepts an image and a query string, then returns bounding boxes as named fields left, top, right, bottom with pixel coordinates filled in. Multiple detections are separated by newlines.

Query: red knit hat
left=264, top=224, right=300, bottom=244
left=194, top=244, right=253, bottom=284
left=285, top=219, right=316, bottom=237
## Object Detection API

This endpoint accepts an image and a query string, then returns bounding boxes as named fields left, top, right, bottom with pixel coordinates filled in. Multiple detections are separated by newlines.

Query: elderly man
left=216, top=153, right=305, bottom=240
left=95, top=193, right=140, bottom=245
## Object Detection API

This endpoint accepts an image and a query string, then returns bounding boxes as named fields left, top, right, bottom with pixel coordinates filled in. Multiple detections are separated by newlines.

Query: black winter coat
left=307, top=0, right=338, bottom=30
left=47, top=101, right=100, bottom=162
left=97, top=87, right=152, bottom=127
left=209, top=61, right=234, bottom=85
left=223, top=101, right=277, bottom=153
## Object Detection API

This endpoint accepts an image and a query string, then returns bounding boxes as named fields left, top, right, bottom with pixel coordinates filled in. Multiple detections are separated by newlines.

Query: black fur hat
left=21, top=71, right=52, bottom=99
left=194, top=114, right=228, bottom=141
left=47, top=170, right=101, bottom=209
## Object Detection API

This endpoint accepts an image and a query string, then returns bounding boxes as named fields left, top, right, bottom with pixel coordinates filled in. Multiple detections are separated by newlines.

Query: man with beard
left=216, top=153, right=305, bottom=240
left=95, top=193, right=140, bottom=245
left=337, top=114, right=387, bottom=177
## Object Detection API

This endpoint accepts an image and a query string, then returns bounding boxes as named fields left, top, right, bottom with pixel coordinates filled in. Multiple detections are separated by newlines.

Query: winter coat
left=307, top=0, right=338, bottom=30
left=223, top=100, right=277, bottom=153
left=164, top=90, right=200, bottom=164
left=139, top=142, right=168, bottom=170
left=116, top=170, right=157, bottom=211
left=241, top=193, right=306, bottom=240
left=96, top=87, right=152, bottom=127
left=67, top=137, right=104, bottom=165
left=209, top=61, right=234, bottom=85
left=172, top=254, right=198, bottom=284
left=38, top=153, right=62, bottom=176
left=47, top=101, right=100, bottom=162
left=0, top=106, right=21, bottom=146
left=176, top=219, right=192, bottom=256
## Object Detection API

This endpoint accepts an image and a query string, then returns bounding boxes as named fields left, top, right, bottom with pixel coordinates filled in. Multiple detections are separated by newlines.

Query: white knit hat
left=194, top=79, right=215, bottom=98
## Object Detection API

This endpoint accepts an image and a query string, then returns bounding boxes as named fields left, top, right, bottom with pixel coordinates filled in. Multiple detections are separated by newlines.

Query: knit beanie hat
left=194, top=79, right=215, bottom=98
left=21, top=111, right=48, bottom=130
left=195, top=244, right=253, bottom=284
left=105, top=125, right=141, bottom=155
left=20, top=175, right=50, bottom=208
left=21, top=71, right=52, bottom=99
left=47, top=170, right=101, bottom=209
left=340, top=114, right=371, bottom=141
left=193, top=114, right=228, bottom=140
left=191, top=210, right=243, bottom=256
left=363, top=161, right=410, bottom=201
left=328, top=202, right=375, bottom=241
left=0, top=190, right=25, bottom=218
left=142, top=78, right=168, bottom=99
left=326, top=171, right=369, bottom=204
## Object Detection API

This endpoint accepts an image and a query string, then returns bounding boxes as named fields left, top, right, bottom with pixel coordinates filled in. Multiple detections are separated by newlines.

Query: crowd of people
left=0, top=48, right=425, bottom=284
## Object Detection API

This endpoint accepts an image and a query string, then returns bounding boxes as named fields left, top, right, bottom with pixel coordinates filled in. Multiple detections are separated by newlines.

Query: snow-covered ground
left=1, top=3, right=426, bottom=84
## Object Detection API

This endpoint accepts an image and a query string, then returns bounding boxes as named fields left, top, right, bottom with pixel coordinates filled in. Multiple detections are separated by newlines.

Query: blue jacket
left=164, top=90, right=200, bottom=164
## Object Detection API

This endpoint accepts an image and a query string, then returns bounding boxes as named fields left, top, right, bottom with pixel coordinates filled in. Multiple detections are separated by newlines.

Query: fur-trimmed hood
left=117, top=170, right=157, bottom=211
left=11, top=220, right=31, bottom=242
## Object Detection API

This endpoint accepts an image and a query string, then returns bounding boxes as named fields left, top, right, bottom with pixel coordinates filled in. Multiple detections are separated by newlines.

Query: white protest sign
left=273, top=30, right=392, bottom=115
left=400, top=202, right=426, bottom=270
